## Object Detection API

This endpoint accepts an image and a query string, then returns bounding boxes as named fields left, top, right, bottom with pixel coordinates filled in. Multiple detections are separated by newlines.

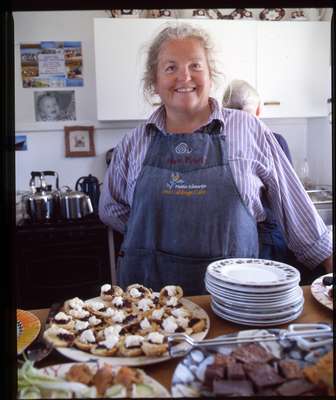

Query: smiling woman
left=98, top=21, right=332, bottom=296
left=155, top=37, right=212, bottom=133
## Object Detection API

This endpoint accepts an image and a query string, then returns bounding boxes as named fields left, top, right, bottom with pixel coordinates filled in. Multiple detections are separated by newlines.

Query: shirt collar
left=145, top=97, right=226, bottom=135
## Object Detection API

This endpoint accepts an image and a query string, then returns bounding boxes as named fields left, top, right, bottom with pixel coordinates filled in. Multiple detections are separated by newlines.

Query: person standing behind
left=222, top=79, right=324, bottom=282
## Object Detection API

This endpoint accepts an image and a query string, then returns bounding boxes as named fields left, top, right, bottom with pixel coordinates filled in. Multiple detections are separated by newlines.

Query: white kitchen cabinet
left=94, top=19, right=330, bottom=121
left=257, top=22, right=330, bottom=118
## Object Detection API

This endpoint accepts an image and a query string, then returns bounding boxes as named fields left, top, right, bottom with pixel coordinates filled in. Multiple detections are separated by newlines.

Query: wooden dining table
left=25, top=285, right=332, bottom=393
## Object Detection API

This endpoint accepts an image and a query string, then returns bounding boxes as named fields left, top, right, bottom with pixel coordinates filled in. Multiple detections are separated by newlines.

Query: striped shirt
left=99, top=98, right=331, bottom=268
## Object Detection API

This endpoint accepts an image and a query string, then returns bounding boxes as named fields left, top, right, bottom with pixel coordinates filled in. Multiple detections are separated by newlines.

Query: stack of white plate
left=205, top=258, right=304, bottom=326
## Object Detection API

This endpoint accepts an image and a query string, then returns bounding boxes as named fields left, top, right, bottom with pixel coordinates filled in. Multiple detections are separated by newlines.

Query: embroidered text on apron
left=117, top=128, right=259, bottom=295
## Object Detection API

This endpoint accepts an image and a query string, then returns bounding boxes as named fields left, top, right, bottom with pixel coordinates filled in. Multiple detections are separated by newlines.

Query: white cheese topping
left=138, top=298, right=154, bottom=311
left=129, top=287, right=142, bottom=298
left=112, top=296, right=124, bottom=307
left=147, top=332, right=164, bottom=344
left=101, top=283, right=111, bottom=293
left=68, top=297, right=84, bottom=310
left=140, top=318, right=151, bottom=330
left=151, top=308, right=165, bottom=320
left=88, top=315, right=102, bottom=326
left=74, top=320, right=89, bottom=331
left=69, top=308, right=90, bottom=319
left=165, top=285, right=177, bottom=297
left=125, top=335, right=144, bottom=348
left=111, top=310, right=126, bottom=323
left=49, top=325, right=72, bottom=336
left=104, top=325, right=122, bottom=337
left=166, top=296, right=178, bottom=307
left=176, top=316, right=189, bottom=329
left=79, top=329, right=96, bottom=343
left=54, top=312, right=70, bottom=321
left=162, top=316, right=178, bottom=333
left=87, top=301, right=105, bottom=311
left=103, top=307, right=115, bottom=317
left=99, top=335, right=119, bottom=349
left=172, top=307, right=189, bottom=318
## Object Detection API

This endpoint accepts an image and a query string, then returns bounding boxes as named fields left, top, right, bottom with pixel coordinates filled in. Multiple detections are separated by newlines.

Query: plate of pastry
left=18, top=360, right=171, bottom=398
left=43, top=284, right=210, bottom=366
left=17, top=309, right=41, bottom=355
left=171, top=328, right=334, bottom=397
left=311, top=273, right=333, bottom=310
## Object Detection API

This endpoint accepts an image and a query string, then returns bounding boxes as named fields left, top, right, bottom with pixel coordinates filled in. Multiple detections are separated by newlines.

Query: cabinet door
left=94, top=18, right=164, bottom=121
left=94, top=19, right=257, bottom=121
left=257, top=22, right=330, bottom=118
left=187, top=19, right=257, bottom=104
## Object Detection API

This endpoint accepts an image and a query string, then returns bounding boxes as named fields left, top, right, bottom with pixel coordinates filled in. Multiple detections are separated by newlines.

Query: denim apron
left=117, top=127, right=259, bottom=295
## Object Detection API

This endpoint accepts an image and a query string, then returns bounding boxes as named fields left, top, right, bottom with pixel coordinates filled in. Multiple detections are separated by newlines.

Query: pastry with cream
left=118, top=334, right=145, bottom=357
left=159, top=285, right=183, bottom=306
left=43, top=325, right=75, bottom=347
left=73, top=328, right=97, bottom=351
left=141, top=332, right=168, bottom=357
left=100, top=284, right=124, bottom=302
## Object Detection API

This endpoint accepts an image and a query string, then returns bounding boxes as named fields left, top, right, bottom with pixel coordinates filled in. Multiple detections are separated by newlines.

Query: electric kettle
left=75, top=174, right=101, bottom=214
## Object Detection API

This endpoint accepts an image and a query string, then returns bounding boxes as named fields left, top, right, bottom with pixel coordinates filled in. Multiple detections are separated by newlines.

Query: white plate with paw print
left=207, top=258, right=300, bottom=288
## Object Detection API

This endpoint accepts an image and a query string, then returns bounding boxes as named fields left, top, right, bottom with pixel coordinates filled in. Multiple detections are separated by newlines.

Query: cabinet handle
left=264, top=101, right=281, bottom=106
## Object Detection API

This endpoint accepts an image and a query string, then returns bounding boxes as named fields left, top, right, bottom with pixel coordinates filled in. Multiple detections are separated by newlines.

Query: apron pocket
left=155, top=250, right=221, bottom=296
left=117, top=248, right=221, bottom=296
left=117, top=248, right=155, bottom=290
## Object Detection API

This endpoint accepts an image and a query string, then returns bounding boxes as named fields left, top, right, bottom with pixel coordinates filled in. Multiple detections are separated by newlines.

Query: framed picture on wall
left=64, top=125, right=95, bottom=157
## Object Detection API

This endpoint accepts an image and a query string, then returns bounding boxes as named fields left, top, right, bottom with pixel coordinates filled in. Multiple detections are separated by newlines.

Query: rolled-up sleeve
left=98, top=141, right=130, bottom=234
left=262, top=128, right=332, bottom=268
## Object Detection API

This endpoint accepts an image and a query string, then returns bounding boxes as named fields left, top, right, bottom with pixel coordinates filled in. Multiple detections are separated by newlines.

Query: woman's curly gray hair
left=142, top=22, right=221, bottom=104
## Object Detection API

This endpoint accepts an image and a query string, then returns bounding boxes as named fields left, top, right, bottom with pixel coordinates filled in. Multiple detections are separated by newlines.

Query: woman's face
left=154, top=38, right=211, bottom=117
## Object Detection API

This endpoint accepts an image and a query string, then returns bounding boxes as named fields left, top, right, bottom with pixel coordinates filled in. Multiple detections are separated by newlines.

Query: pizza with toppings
left=43, top=284, right=209, bottom=362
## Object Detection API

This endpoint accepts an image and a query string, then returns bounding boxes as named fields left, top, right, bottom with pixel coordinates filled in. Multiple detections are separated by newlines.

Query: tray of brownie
left=171, top=326, right=334, bottom=397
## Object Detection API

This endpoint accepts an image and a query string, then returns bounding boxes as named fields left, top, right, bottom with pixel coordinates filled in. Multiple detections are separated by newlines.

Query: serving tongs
left=167, top=323, right=333, bottom=358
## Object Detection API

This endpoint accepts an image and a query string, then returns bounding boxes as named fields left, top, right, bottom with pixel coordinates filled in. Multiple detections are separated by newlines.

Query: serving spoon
left=167, top=323, right=333, bottom=358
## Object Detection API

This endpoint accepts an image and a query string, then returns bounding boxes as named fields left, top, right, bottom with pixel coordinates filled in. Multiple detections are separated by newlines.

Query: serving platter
left=23, top=361, right=170, bottom=398
left=54, top=297, right=210, bottom=366
left=311, top=273, right=333, bottom=310
left=171, top=328, right=333, bottom=397
left=17, top=309, right=41, bottom=355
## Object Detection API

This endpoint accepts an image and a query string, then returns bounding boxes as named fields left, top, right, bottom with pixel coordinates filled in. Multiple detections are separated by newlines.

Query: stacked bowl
left=205, top=258, right=303, bottom=326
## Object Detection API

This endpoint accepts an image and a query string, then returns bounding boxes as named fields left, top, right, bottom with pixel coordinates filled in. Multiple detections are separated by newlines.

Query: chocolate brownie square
left=213, top=379, right=255, bottom=396
left=231, top=343, right=274, bottom=364
left=278, top=359, right=304, bottom=380
left=226, top=361, right=246, bottom=380
left=243, top=362, right=284, bottom=388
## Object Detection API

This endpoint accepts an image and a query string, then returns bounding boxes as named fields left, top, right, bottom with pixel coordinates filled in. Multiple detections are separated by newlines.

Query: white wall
left=14, top=10, right=332, bottom=191
left=306, top=118, right=332, bottom=186
left=262, top=118, right=307, bottom=172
